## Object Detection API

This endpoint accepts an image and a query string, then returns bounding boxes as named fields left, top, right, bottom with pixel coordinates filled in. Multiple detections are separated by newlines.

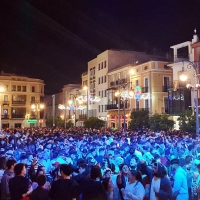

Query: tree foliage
left=129, top=109, right=150, bottom=130
left=149, top=113, right=174, bottom=131
left=84, top=117, right=105, bottom=129
left=177, top=109, right=198, bottom=133
left=45, top=116, right=73, bottom=128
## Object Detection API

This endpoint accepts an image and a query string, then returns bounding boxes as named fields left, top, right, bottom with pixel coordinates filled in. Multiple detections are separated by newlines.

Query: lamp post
left=69, top=91, right=80, bottom=127
left=83, top=86, right=89, bottom=119
left=31, top=101, right=45, bottom=127
left=179, top=61, right=200, bottom=136
left=114, top=80, right=134, bottom=133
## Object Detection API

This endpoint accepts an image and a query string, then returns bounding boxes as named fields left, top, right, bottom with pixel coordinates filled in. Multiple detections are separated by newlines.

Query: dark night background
left=0, top=0, right=200, bottom=94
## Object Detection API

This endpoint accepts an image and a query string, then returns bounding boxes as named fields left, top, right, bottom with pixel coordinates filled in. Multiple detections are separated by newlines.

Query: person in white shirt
left=121, top=170, right=145, bottom=200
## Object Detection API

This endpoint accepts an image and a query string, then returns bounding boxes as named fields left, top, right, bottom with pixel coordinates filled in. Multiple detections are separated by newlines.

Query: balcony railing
left=131, top=108, right=149, bottom=112
left=12, top=101, right=26, bottom=105
left=142, top=87, right=149, bottom=93
left=79, top=114, right=87, bottom=120
left=1, top=115, right=9, bottom=119
left=12, top=114, right=25, bottom=119
left=29, top=115, right=37, bottom=119
left=105, top=103, right=129, bottom=110
left=174, top=55, right=189, bottom=63
left=2, top=101, right=9, bottom=105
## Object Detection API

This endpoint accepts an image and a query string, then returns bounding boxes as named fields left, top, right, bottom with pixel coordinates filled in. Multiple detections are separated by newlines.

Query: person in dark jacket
left=80, top=165, right=108, bottom=200
left=1, top=159, right=16, bottom=200
left=72, top=163, right=90, bottom=184
left=150, top=162, right=172, bottom=200
left=30, top=174, right=49, bottom=200
left=49, top=164, right=78, bottom=200
left=9, top=163, right=31, bottom=200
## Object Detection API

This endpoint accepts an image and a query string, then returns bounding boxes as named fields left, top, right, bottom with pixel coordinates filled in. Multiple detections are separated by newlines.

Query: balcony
left=105, top=103, right=129, bottom=110
left=29, top=115, right=37, bottom=119
left=142, top=87, right=148, bottom=93
left=131, top=108, right=149, bottom=112
left=12, top=114, right=25, bottom=119
left=1, top=115, right=9, bottom=120
left=79, top=114, right=87, bottom=120
left=174, top=55, right=189, bottom=63
left=2, top=101, right=9, bottom=106
left=12, top=101, right=26, bottom=105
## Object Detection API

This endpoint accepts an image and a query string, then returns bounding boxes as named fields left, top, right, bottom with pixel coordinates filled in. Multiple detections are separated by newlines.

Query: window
left=105, top=90, right=107, bottom=97
left=17, top=86, right=21, bottom=91
left=93, top=67, right=95, bottom=75
left=101, top=76, right=103, bottom=83
left=144, top=78, right=148, bottom=87
left=104, top=61, right=106, bottom=68
left=135, top=80, right=139, bottom=86
left=102, top=90, right=103, bottom=98
left=98, top=64, right=100, bottom=70
left=22, top=86, right=26, bottom=92
left=12, top=95, right=26, bottom=104
left=101, top=62, right=103, bottom=69
left=145, top=99, right=149, bottom=108
left=99, top=91, right=101, bottom=97
left=32, top=86, right=35, bottom=92
left=99, top=105, right=101, bottom=112
left=4, top=95, right=8, bottom=101
left=136, top=100, right=140, bottom=109
left=104, top=75, right=106, bottom=83
left=101, top=105, right=104, bottom=112
left=31, top=96, right=35, bottom=103
left=11, top=85, right=16, bottom=91
left=144, top=66, right=148, bottom=70
left=98, top=78, right=100, bottom=84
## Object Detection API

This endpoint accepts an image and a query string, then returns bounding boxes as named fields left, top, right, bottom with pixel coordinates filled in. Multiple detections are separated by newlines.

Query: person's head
left=0, top=156, right=7, bottom=170
left=60, top=164, right=72, bottom=177
left=130, top=158, right=137, bottom=169
left=120, top=164, right=130, bottom=175
left=90, top=166, right=102, bottom=180
left=128, top=170, right=142, bottom=182
left=170, top=158, right=180, bottom=171
left=14, top=163, right=26, bottom=176
left=104, top=168, right=112, bottom=178
left=36, top=166, right=45, bottom=177
left=79, top=163, right=88, bottom=174
left=36, top=174, right=46, bottom=187
left=6, top=159, right=17, bottom=170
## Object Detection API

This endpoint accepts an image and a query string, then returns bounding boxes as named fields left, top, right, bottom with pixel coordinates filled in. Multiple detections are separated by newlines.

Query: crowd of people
left=0, top=127, right=198, bottom=200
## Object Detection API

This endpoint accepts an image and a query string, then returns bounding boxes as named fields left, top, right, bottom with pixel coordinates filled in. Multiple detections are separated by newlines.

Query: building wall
left=0, top=72, right=45, bottom=128
left=106, top=61, right=172, bottom=128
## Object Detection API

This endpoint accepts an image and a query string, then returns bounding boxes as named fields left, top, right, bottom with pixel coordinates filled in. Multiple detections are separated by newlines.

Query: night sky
left=0, top=0, right=200, bottom=94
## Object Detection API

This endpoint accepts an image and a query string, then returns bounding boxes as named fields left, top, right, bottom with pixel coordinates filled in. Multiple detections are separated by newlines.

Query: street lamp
left=69, top=92, right=80, bottom=126
left=83, top=86, right=89, bottom=119
left=180, top=61, right=200, bottom=136
left=30, top=101, right=45, bottom=126
left=114, top=80, right=134, bottom=133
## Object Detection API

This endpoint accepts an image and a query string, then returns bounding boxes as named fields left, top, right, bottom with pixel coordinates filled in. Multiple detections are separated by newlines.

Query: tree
left=149, top=113, right=174, bottom=131
left=45, top=116, right=73, bottom=128
left=177, top=109, right=198, bottom=133
left=84, top=117, right=105, bottom=129
left=129, top=109, right=150, bottom=130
